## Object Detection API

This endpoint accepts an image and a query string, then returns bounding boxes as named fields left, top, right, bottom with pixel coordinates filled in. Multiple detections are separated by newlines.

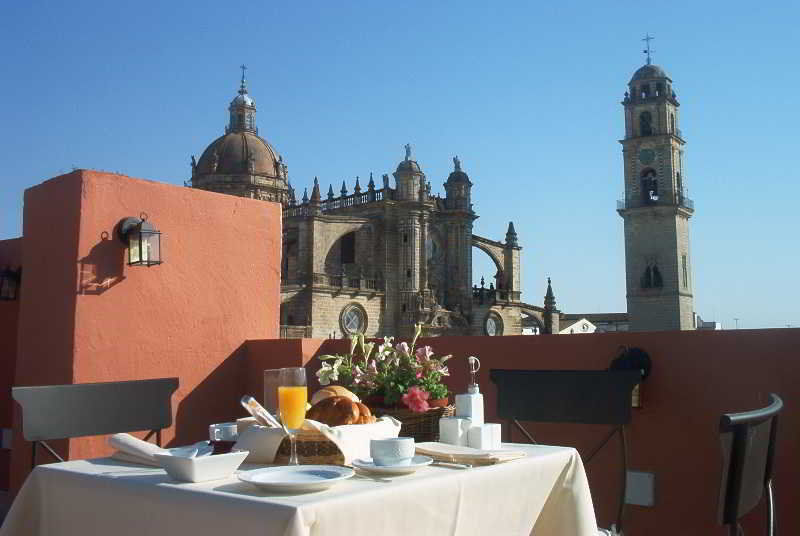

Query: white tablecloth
left=0, top=444, right=597, bottom=536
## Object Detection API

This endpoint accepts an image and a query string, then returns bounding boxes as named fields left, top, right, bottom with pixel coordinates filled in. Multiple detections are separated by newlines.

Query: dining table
left=0, top=443, right=598, bottom=536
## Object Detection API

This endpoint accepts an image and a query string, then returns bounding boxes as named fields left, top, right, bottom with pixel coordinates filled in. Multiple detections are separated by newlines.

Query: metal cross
left=642, top=34, right=655, bottom=65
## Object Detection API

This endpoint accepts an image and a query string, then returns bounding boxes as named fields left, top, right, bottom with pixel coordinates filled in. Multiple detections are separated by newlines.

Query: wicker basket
left=273, top=405, right=455, bottom=463
left=274, top=429, right=345, bottom=465
left=373, top=405, right=455, bottom=442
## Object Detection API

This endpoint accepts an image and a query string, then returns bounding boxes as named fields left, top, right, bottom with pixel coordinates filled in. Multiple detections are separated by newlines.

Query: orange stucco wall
left=246, top=329, right=800, bottom=536
left=10, top=170, right=281, bottom=491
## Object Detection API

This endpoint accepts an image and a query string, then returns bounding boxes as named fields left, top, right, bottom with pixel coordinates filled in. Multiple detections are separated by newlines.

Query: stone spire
left=354, top=176, right=361, bottom=194
left=310, top=177, right=321, bottom=203
left=327, top=184, right=335, bottom=200
left=505, top=221, right=519, bottom=247
left=543, top=277, right=558, bottom=334
left=367, top=172, right=375, bottom=191
left=301, top=187, right=309, bottom=204
left=309, top=177, right=322, bottom=215
left=341, top=181, right=348, bottom=196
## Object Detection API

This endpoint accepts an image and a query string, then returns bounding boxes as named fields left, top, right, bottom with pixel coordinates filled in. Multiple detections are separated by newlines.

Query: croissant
left=306, top=395, right=377, bottom=426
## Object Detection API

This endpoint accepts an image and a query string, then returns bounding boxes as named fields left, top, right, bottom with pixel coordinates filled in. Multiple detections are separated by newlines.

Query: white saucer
left=352, top=455, right=433, bottom=476
left=238, top=465, right=354, bottom=493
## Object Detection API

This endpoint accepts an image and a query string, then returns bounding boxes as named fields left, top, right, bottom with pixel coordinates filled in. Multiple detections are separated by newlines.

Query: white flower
left=316, top=358, right=342, bottom=386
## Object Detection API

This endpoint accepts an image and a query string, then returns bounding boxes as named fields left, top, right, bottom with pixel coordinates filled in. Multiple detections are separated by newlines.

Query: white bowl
left=153, top=450, right=249, bottom=483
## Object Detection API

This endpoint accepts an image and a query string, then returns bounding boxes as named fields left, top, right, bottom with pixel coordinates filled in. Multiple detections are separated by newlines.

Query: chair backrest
left=489, top=369, right=642, bottom=425
left=718, top=393, right=782, bottom=528
left=12, top=378, right=179, bottom=441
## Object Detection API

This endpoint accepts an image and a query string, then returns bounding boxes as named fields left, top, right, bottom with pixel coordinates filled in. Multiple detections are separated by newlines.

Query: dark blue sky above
left=1, top=1, right=798, bottom=328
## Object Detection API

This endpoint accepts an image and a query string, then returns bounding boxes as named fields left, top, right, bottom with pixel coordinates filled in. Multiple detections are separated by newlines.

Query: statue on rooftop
left=453, top=155, right=461, bottom=171
left=404, top=143, right=412, bottom=161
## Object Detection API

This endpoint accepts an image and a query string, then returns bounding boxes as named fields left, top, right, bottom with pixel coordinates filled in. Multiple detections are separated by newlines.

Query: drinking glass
left=263, top=369, right=281, bottom=414
left=278, top=367, right=307, bottom=465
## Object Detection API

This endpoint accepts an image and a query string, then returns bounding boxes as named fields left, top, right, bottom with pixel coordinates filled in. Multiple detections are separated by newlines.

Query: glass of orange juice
left=278, top=367, right=307, bottom=465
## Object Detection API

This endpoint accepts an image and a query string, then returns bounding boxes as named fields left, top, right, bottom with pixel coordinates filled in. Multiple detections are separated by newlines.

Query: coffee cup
left=209, top=422, right=238, bottom=455
left=370, top=437, right=415, bottom=466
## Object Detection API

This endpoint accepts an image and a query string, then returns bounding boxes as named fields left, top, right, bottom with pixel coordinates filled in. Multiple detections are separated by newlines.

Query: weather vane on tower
left=642, top=34, right=655, bottom=65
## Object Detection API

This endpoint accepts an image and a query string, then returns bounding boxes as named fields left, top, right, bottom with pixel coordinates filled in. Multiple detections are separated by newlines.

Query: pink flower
left=402, top=386, right=430, bottom=413
left=367, top=360, right=378, bottom=375
left=416, top=346, right=434, bottom=363
left=397, top=342, right=410, bottom=357
left=415, top=371, right=423, bottom=378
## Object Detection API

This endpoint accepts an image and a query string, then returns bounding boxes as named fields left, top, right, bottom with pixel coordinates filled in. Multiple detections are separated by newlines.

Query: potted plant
left=316, top=324, right=453, bottom=415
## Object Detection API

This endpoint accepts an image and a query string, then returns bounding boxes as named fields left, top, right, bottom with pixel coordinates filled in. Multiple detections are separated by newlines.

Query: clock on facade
left=638, top=149, right=655, bottom=165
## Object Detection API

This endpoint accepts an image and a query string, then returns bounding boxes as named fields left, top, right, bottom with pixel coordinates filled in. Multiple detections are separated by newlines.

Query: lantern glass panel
left=143, top=231, right=161, bottom=265
left=128, top=229, right=143, bottom=265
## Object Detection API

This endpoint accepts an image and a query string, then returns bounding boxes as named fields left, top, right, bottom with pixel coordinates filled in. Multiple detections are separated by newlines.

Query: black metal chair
left=490, top=368, right=644, bottom=535
left=718, top=393, right=783, bottom=536
left=12, top=377, right=179, bottom=467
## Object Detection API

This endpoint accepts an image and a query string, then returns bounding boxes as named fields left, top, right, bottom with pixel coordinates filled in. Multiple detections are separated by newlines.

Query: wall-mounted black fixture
left=0, top=267, right=21, bottom=300
left=117, top=213, right=162, bottom=267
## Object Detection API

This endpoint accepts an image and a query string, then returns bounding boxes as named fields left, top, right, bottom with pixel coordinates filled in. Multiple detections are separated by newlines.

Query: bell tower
left=618, top=39, right=695, bottom=331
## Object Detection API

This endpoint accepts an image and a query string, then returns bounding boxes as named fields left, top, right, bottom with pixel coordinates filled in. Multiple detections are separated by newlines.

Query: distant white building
left=693, top=313, right=722, bottom=330
left=558, top=317, right=597, bottom=334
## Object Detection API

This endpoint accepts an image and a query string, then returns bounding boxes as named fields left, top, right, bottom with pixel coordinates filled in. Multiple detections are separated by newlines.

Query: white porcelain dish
left=238, top=465, right=354, bottom=493
left=153, top=450, right=248, bottom=483
left=352, top=455, right=433, bottom=476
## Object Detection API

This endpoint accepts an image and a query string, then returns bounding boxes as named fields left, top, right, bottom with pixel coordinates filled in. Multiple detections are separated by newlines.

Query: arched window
left=641, top=85, right=650, bottom=99
left=670, top=113, right=676, bottom=133
left=640, top=111, right=653, bottom=136
left=652, top=266, right=664, bottom=288
left=656, top=83, right=664, bottom=97
left=640, top=169, right=658, bottom=203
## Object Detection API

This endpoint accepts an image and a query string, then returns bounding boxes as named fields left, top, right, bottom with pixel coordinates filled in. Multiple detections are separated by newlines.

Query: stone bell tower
left=618, top=40, right=695, bottom=331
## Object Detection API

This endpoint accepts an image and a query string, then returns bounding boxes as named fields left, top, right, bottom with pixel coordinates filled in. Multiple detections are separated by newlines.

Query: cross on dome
left=642, top=34, right=655, bottom=65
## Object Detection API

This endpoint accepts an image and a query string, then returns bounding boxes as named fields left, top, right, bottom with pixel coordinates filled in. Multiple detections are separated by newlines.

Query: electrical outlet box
left=625, top=471, right=655, bottom=507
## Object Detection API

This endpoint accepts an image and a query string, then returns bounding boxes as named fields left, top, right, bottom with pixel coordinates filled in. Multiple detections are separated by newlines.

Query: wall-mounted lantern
left=117, top=213, right=162, bottom=267
left=0, top=267, right=21, bottom=300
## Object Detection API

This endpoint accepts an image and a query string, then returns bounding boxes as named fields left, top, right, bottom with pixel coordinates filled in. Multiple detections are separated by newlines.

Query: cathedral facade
left=190, top=70, right=549, bottom=338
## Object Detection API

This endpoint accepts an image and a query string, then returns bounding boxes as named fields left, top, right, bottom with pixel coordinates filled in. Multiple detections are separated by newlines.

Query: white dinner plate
left=238, top=465, right=354, bottom=493
left=352, top=455, right=433, bottom=476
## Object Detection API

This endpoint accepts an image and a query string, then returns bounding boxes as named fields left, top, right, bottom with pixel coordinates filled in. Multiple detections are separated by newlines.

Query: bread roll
left=306, top=396, right=376, bottom=426
left=310, top=385, right=360, bottom=405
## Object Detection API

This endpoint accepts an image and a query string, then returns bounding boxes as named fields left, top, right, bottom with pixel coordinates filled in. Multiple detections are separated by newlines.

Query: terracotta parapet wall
left=246, top=329, right=800, bottom=535
left=9, top=170, right=282, bottom=492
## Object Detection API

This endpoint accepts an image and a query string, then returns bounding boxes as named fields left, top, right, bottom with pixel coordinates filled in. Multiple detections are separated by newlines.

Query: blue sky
left=1, top=1, right=798, bottom=328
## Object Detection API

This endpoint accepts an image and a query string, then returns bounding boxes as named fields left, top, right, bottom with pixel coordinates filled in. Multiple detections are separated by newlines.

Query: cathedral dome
left=195, top=131, right=280, bottom=176
left=630, top=64, right=669, bottom=82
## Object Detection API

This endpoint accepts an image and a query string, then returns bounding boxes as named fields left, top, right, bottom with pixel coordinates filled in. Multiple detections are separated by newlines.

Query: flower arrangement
left=316, top=324, right=452, bottom=412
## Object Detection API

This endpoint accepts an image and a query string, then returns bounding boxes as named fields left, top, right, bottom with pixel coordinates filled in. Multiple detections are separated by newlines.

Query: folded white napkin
left=109, top=434, right=213, bottom=466
left=233, top=416, right=401, bottom=465
left=415, top=442, right=527, bottom=466
left=109, top=433, right=169, bottom=466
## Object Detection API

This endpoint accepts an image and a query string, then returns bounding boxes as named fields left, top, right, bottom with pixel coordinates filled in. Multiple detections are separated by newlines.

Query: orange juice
left=278, top=385, right=308, bottom=429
